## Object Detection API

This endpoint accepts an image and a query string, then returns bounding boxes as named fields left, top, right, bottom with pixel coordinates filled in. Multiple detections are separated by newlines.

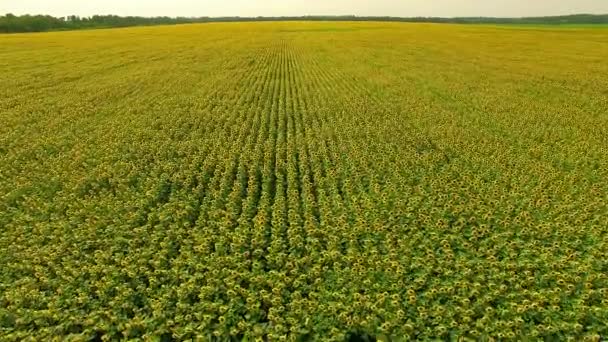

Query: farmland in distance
left=1, top=22, right=608, bottom=340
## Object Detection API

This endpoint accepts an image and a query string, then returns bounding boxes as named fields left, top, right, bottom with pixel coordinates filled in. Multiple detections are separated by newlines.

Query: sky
left=1, top=0, right=607, bottom=18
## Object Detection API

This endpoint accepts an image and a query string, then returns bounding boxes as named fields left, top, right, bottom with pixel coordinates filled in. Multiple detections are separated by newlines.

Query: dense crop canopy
left=1, top=22, right=607, bottom=340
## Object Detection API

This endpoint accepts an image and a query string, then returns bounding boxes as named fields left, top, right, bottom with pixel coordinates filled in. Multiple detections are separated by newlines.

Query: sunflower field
left=1, top=22, right=607, bottom=341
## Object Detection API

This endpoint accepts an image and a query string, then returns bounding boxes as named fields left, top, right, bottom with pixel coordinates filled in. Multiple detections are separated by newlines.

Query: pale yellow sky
left=2, top=0, right=607, bottom=18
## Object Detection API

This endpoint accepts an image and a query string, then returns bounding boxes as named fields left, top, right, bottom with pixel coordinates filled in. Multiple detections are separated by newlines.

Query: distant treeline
left=1, top=13, right=607, bottom=33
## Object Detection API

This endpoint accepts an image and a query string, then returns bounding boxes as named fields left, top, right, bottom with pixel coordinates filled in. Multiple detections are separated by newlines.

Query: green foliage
left=0, top=14, right=208, bottom=33
left=1, top=13, right=607, bottom=33
left=0, top=22, right=607, bottom=340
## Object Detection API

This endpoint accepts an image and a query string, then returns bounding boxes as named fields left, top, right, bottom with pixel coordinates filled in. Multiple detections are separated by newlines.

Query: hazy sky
left=2, top=0, right=607, bottom=18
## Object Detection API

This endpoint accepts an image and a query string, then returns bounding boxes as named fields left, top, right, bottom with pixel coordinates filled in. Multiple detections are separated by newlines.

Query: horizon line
left=3, top=12, right=607, bottom=20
